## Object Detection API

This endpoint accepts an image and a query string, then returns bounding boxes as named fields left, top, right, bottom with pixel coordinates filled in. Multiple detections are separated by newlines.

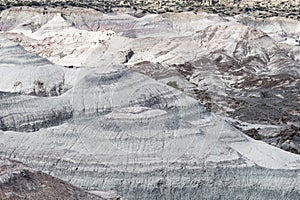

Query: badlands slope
left=0, top=6, right=299, bottom=199
left=1, top=7, right=299, bottom=154
left=0, top=158, right=108, bottom=200
left=0, top=38, right=299, bottom=199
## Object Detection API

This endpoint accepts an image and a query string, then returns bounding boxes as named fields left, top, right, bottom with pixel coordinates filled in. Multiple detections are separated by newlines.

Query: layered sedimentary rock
left=1, top=7, right=298, bottom=154
left=0, top=37, right=299, bottom=199
left=0, top=39, right=67, bottom=96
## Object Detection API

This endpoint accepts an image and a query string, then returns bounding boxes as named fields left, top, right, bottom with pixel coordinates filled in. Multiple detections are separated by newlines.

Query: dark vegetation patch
left=1, top=1, right=300, bottom=21
left=167, top=81, right=178, bottom=89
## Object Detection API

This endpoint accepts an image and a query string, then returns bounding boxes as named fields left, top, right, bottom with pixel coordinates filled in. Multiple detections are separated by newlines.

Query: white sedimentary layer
left=0, top=39, right=66, bottom=96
